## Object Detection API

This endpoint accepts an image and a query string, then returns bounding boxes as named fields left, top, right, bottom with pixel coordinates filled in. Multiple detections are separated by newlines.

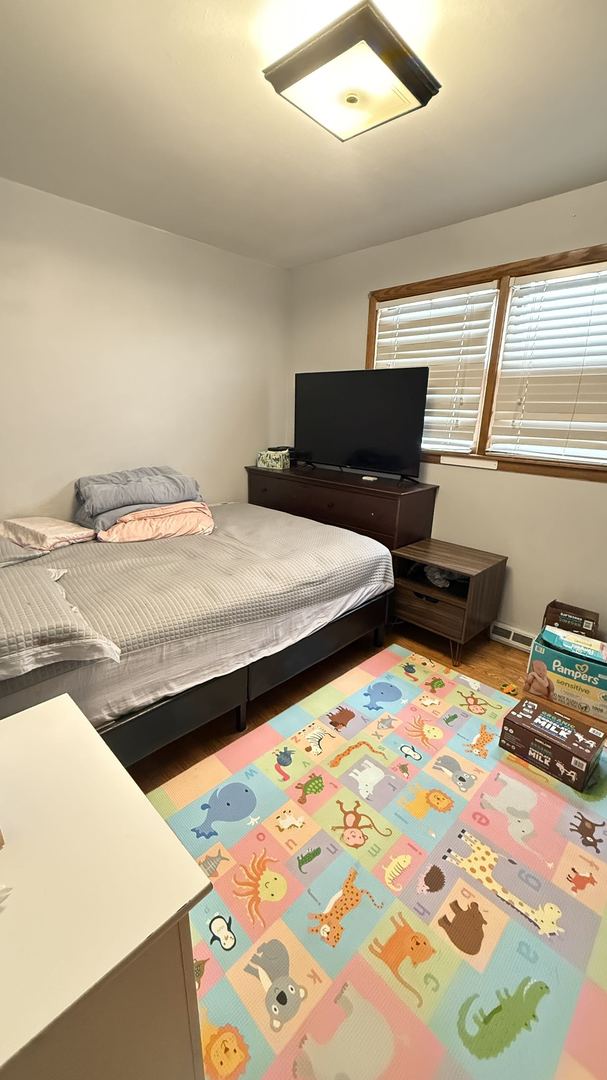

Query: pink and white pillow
left=0, top=517, right=95, bottom=552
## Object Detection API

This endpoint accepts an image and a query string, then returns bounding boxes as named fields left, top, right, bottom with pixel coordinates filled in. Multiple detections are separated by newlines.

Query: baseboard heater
left=490, top=621, right=534, bottom=652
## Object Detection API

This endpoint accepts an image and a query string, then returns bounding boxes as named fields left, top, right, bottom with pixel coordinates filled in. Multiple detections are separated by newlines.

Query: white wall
left=288, top=182, right=607, bottom=634
left=2, top=175, right=606, bottom=635
left=0, top=178, right=287, bottom=519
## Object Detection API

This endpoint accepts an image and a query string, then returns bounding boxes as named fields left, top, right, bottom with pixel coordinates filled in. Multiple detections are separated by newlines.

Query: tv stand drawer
left=246, top=466, right=437, bottom=549
left=247, top=472, right=296, bottom=512
left=297, top=483, right=396, bottom=532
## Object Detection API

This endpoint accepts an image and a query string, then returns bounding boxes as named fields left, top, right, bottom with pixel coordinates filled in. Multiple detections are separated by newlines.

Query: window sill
left=421, top=452, right=607, bottom=483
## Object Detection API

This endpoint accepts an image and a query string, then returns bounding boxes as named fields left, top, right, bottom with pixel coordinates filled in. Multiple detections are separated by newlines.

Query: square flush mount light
left=262, top=1, right=440, bottom=141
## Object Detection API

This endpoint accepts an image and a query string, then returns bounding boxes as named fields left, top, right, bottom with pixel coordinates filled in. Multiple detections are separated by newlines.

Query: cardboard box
left=499, top=697, right=605, bottom=790
left=525, top=627, right=607, bottom=723
left=543, top=600, right=599, bottom=638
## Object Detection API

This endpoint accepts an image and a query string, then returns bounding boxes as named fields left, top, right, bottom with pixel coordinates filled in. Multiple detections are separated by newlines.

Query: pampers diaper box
left=525, top=625, right=607, bottom=722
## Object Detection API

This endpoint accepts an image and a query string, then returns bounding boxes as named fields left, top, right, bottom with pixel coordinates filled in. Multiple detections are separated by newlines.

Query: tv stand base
left=246, top=466, right=437, bottom=549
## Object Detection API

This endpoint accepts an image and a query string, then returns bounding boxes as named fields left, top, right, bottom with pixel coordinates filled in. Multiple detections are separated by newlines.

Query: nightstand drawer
left=395, top=584, right=465, bottom=639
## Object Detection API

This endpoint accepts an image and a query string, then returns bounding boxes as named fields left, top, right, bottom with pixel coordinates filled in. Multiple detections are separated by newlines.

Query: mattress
left=0, top=503, right=393, bottom=727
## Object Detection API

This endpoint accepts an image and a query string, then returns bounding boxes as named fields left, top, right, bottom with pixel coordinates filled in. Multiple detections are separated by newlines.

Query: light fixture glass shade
left=281, top=40, right=420, bottom=140
left=263, top=2, right=440, bottom=141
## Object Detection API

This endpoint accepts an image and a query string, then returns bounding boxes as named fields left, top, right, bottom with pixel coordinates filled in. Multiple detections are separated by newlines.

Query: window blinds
left=374, top=283, right=498, bottom=451
left=488, top=264, right=607, bottom=463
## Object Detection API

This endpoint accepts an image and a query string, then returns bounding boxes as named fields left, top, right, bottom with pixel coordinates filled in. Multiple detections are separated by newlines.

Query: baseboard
left=490, top=621, right=534, bottom=652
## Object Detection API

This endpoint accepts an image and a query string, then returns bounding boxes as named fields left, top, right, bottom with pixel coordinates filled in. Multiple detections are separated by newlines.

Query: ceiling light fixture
left=262, top=1, right=440, bottom=141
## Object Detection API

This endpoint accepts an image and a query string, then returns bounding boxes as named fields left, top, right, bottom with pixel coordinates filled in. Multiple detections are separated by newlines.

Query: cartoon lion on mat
left=201, top=1010, right=250, bottom=1080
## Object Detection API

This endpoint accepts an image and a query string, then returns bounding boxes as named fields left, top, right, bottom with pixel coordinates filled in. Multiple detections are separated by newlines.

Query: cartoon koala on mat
left=244, top=939, right=307, bottom=1031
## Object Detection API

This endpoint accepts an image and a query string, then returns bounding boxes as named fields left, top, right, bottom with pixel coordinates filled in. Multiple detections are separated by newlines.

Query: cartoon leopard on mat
left=309, top=868, right=383, bottom=947
left=244, top=939, right=307, bottom=1032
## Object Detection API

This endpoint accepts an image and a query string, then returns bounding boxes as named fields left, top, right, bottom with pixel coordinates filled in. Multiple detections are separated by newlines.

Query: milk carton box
left=525, top=626, right=607, bottom=723
left=499, top=697, right=605, bottom=790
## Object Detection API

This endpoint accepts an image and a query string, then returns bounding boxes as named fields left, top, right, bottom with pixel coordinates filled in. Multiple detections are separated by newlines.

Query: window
left=488, top=265, right=607, bottom=465
left=375, top=283, right=498, bottom=452
left=367, top=244, right=607, bottom=480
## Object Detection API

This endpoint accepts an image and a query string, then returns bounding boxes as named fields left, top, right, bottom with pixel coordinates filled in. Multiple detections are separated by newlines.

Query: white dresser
left=0, top=695, right=211, bottom=1080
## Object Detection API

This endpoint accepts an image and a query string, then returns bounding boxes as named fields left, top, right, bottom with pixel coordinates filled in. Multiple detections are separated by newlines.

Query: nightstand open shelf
left=392, top=538, right=508, bottom=664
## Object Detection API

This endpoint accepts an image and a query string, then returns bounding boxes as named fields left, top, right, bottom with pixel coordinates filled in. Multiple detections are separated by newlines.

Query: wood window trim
left=366, top=243, right=607, bottom=483
left=420, top=451, right=607, bottom=483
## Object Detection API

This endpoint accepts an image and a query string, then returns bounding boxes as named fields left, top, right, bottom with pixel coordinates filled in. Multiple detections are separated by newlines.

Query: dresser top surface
left=0, top=695, right=211, bottom=1066
left=246, top=465, right=437, bottom=496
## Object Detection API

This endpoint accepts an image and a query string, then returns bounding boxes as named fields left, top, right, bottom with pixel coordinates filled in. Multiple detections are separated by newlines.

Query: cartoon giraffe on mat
left=444, top=830, right=564, bottom=937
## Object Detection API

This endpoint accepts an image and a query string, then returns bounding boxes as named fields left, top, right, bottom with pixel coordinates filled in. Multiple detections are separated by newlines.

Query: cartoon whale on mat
left=363, top=681, right=402, bottom=712
left=191, top=783, right=257, bottom=840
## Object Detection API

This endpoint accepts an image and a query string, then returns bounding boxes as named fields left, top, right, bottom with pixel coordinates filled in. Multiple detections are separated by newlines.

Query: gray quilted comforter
left=0, top=564, right=120, bottom=679
left=0, top=503, right=393, bottom=686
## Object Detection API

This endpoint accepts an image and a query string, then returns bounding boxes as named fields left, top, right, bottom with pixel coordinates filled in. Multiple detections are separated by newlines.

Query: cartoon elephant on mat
left=479, top=771, right=538, bottom=845
left=293, top=982, right=396, bottom=1080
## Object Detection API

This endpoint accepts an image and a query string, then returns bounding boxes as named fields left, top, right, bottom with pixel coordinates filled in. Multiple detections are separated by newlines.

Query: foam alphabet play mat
left=149, top=645, right=607, bottom=1080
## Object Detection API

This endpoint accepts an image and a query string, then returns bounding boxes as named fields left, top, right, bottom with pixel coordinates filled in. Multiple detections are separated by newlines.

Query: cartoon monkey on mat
left=331, top=799, right=392, bottom=849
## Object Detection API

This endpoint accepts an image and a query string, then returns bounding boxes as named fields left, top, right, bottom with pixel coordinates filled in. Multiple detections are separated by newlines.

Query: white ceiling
left=1, top=0, right=606, bottom=267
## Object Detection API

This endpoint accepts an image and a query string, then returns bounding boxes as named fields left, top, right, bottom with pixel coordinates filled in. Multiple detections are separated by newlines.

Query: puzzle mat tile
left=150, top=645, right=607, bottom=1080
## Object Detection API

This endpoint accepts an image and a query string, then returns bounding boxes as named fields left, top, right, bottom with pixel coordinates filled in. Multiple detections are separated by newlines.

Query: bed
left=0, top=503, right=393, bottom=763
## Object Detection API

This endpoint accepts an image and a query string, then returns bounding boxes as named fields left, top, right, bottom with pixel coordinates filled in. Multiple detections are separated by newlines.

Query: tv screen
left=294, top=368, right=428, bottom=477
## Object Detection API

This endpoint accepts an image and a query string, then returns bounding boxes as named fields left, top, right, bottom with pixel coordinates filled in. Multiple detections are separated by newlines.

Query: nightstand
left=392, top=539, right=508, bottom=664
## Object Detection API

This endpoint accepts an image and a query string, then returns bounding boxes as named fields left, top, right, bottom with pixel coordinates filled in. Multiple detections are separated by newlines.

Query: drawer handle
left=327, top=501, right=335, bottom=509
left=413, top=592, right=439, bottom=604
left=261, top=487, right=268, bottom=494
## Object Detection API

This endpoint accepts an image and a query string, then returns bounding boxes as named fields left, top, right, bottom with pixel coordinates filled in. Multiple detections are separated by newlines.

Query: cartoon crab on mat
left=400, top=708, right=444, bottom=752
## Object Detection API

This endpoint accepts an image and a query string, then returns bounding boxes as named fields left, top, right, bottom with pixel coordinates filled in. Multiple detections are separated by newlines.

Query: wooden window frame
left=366, top=243, right=607, bottom=482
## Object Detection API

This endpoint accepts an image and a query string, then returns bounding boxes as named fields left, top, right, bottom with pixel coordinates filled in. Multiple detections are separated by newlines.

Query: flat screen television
left=294, top=368, right=428, bottom=477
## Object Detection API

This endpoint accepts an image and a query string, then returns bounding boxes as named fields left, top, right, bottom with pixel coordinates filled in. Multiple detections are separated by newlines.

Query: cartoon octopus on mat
left=232, top=849, right=288, bottom=927
left=400, top=708, right=445, bottom=752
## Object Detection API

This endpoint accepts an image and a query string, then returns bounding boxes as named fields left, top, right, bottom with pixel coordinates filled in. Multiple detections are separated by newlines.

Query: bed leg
left=373, top=624, right=386, bottom=648
left=235, top=702, right=247, bottom=733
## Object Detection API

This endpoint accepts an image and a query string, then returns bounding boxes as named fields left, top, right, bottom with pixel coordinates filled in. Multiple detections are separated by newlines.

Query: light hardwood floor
left=132, top=626, right=529, bottom=794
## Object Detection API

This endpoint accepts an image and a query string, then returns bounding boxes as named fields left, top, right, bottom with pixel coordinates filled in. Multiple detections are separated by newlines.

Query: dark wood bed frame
left=99, top=592, right=389, bottom=767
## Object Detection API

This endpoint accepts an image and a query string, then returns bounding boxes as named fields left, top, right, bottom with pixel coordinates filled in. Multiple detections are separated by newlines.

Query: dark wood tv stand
left=246, top=466, right=437, bottom=548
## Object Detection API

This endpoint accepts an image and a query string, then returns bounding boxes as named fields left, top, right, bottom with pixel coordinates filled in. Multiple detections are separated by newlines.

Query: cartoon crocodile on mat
left=457, top=977, right=550, bottom=1059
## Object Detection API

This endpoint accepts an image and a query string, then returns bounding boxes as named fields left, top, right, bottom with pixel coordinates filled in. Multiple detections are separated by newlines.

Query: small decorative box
left=256, top=449, right=290, bottom=470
